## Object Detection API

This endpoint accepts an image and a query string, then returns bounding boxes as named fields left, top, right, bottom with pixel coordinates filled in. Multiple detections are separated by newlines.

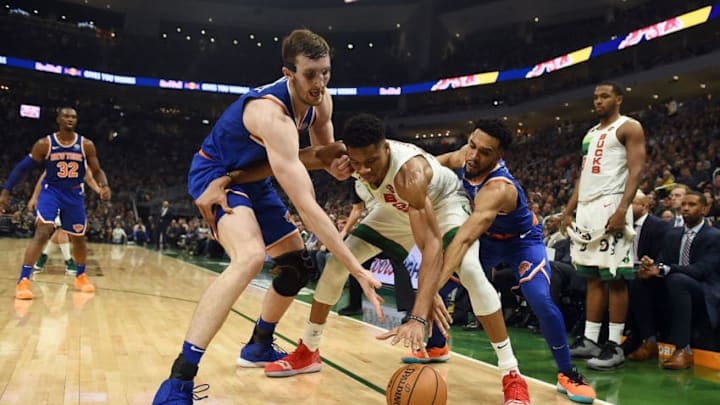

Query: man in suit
left=156, top=200, right=172, bottom=249
left=639, top=191, right=720, bottom=369
left=625, top=191, right=671, bottom=360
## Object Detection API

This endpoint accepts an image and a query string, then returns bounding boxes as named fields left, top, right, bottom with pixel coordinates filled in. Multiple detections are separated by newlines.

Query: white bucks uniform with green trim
left=351, top=140, right=471, bottom=255
left=568, top=115, right=636, bottom=278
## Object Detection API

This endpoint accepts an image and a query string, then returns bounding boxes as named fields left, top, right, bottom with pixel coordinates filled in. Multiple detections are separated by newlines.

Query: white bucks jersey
left=360, top=140, right=465, bottom=214
left=578, top=115, right=631, bottom=202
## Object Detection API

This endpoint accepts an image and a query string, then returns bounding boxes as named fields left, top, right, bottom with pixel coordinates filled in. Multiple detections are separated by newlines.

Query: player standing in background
left=562, top=81, right=646, bottom=371
left=151, top=29, right=383, bottom=404
left=0, top=107, right=112, bottom=299
left=436, top=119, right=596, bottom=403
left=29, top=170, right=102, bottom=274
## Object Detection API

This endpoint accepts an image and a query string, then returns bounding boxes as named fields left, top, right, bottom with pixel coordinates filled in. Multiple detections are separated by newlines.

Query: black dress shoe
left=339, top=306, right=363, bottom=316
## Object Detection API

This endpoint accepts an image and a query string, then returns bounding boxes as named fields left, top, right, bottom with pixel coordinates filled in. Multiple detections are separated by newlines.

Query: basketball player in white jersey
left=562, top=81, right=646, bottom=371
left=265, top=114, right=531, bottom=404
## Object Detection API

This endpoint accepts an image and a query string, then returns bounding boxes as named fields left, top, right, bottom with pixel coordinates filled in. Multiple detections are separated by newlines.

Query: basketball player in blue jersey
left=29, top=169, right=103, bottom=274
left=152, top=29, right=383, bottom=405
left=431, top=119, right=596, bottom=403
left=0, top=107, right=111, bottom=299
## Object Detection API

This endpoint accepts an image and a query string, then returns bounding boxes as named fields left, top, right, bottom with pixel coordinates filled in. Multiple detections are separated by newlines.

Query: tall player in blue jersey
left=434, top=119, right=596, bottom=404
left=151, top=29, right=383, bottom=404
left=0, top=107, right=111, bottom=299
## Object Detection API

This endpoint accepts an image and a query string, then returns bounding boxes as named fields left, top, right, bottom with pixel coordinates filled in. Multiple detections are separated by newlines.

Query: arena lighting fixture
left=61, top=15, right=66, bottom=19
left=534, top=17, right=539, bottom=23
left=347, top=43, right=354, bottom=49
left=625, top=87, right=632, bottom=92
left=249, top=33, right=255, bottom=39
left=233, top=39, right=238, bottom=45
left=396, top=23, right=401, bottom=28
left=186, top=35, right=191, bottom=40
left=273, top=36, right=279, bottom=42
left=518, top=122, right=523, bottom=126
left=210, top=37, right=215, bottom=43
left=200, top=29, right=206, bottom=35
left=106, top=4, right=110, bottom=8
left=700, top=83, right=707, bottom=88
left=33, top=9, right=38, bottom=14
left=652, top=94, right=659, bottom=99
left=208, top=17, right=213, bottom=23
left=455, top=33, right=460, bottom=38
left=256, top=42, right=262, bottom=47
left=672, top=75, right=679, bottom=80
left=555, top=116, right=560, bottom=121
left=176, top=27, right=181, bottom=32
left=162, top=33, right=167, bottom=38
left=328, top=25, right=333, bottom=30
left=368, top=42, right=373, bottom=48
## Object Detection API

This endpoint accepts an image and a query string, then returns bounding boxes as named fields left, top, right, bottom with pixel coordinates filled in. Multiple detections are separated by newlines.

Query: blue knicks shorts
left=188, top=153, right=296, bottom=247
left=36, top=185, right=86, bottom=235
left=480, top=237, right=551, bottom=290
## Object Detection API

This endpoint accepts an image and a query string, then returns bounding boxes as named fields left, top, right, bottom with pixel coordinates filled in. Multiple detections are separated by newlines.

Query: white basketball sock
left=60, top=243, right=72, bottom=261
left=584, top=321, right=602, bottom=344
left=302, top=321, right=325, bottom=352
left=491, top=338, right=519, bottom=376
left=43, top=242, right=56, bottom=255
left=608, top=322, right=625, bottom=345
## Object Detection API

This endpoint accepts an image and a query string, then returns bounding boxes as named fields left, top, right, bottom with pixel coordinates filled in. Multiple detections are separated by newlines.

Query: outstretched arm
left=376, top=157, right=443, bottom=354
left=440, top=180, right=516, bottom=286
left=245, top=99, right=384, bottom=319
left=0, top=138, right=49, bottom=212
left=225, top=142, right=347, bottom=185
left=435, top=145, right=468, bottom=169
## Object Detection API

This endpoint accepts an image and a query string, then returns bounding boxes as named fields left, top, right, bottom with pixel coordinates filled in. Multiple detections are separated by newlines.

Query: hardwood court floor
left=0, top=239, right=613, bottom=404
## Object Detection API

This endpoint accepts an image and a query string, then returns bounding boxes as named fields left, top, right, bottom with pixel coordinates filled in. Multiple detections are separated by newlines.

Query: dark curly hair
left=342, top=113, right=386, bottom=148
left=473, top=119, right=513, bottom=150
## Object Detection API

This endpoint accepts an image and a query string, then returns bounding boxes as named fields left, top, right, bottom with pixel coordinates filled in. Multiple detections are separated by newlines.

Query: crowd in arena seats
left=2, top=69, right=719, bottom=352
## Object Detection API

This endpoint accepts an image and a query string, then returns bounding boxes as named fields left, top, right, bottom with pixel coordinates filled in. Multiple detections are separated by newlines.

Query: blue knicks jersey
left=461, top=160, right=541, bottom=241
left=44, top=133, right=86, bottom=190
left=197, top=77, right=315, bottom=173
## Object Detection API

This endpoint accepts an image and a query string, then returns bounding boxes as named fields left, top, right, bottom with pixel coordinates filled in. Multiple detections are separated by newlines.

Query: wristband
left=407, top=314, right=428, bottom=326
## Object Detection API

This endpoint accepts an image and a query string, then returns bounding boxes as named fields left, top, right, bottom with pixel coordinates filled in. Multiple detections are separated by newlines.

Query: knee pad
left=459, top=242, right=501, bottom=316
left=271, top=249, right=317, bottom=297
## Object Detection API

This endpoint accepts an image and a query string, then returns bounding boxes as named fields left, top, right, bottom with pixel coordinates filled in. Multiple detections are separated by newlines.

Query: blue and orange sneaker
left=237, top=340, right=287, bottom=367
left=152, top=378, right=209, bottom=405
left=401, top=343, right=451, bottom=364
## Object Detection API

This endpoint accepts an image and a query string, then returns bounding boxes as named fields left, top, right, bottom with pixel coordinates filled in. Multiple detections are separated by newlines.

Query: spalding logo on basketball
left=386, top=364, right=447, bottom=405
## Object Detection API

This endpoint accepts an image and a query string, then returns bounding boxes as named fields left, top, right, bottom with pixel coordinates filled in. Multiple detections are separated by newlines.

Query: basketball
left=385, top=364, right=447, bottom=405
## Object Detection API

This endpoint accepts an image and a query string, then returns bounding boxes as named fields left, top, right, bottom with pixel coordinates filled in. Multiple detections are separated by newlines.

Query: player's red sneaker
left=264, top=339, right=322, bottom=377
left=502, top=370, right=531, bottom=405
